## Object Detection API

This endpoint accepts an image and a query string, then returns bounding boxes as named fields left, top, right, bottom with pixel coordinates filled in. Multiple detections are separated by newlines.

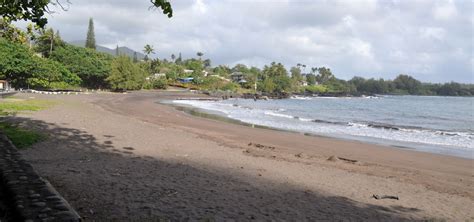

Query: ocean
left=173, top=95, right=474, bottom=159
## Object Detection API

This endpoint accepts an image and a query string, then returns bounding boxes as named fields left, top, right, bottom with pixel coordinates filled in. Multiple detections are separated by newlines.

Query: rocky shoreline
left=0, top=133, right=81, bottom=222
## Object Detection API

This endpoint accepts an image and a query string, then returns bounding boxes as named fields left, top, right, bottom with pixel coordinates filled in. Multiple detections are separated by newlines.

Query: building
left=178, top=77, right=194, bottom=83
left=0, top=80, right=10, bottom=91
left=145, top=73, right=166, bottom=80
left=230, top=72, right=247, bottom=84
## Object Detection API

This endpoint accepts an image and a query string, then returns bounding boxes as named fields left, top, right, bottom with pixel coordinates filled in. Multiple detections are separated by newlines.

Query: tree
left=0, top=18, right=28, bottom=44
left=0, top=39, right=80, bottom=89
left=315, top=67, right=334, bottom=84
left=171, top=54, right=176, bottom=62
left=0, top=0, right=173, bottom=28
left=262, top=62, right=287, bottom=78
left=85, top=18, right=96, bottom=49
left=50, top=44, right=113, bottom=88
left=133, top=52, right=138, bottom=63
left=196, top=52, right=203, bottom=60
left=107, top=55, right=146, bottom=91
left=115, top=45, right=119, bottom=56
left=290, top=66, right=303, bottom=81
left=143, top=44, right=155, bottom=61
left=203, top=59, right=211, bottom=68
left=261, top=62, right=291, bottom=93
left=306, top=74, right=316, bottom=85
left=28, top=57, right=81, bottom=89
left=232, top=64, right=249, bottom=73
left=175, top=52, right=183, bottom=64
left=0, top=38, right=37, bottom=88
left=393, top=74, right=421, bottom=94
left=34, top=27, right=65, bottom=57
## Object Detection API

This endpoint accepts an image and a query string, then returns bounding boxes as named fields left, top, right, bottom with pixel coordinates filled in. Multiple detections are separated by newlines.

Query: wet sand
left=13, top=91, right=474, bottom=221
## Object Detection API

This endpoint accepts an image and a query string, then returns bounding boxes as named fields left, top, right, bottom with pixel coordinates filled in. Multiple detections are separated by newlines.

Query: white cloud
left=13, top=0, right=472, bottom=83
left=433, top=0, right=458, bottom=21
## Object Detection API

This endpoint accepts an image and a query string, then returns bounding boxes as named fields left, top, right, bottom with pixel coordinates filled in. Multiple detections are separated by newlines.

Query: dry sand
left=10, top=91, right=474, bottom=221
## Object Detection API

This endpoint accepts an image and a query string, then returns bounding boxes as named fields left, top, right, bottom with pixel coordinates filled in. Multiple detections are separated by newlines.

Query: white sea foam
left=172, top=98, right=474, bottom=158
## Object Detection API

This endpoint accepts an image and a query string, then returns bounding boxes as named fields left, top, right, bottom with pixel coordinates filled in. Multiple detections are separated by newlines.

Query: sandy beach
left=11, top=91, right=474, bottom=221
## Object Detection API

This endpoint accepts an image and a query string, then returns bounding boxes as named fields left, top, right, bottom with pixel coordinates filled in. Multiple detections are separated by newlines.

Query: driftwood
left=373, top=194, right=399, bottom=200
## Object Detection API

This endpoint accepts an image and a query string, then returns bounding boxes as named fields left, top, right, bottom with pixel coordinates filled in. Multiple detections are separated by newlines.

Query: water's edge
left=160, top=100, right=472, bottom=160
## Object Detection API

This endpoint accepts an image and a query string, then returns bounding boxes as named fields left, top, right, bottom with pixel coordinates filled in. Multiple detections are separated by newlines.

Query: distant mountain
left=69, top=40, right=146, bottom=60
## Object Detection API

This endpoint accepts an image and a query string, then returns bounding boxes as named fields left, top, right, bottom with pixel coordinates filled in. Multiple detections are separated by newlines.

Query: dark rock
left=53, top=204, right=69, bottom=211
left=29, top=193, right=41, bottom=199
left=40, top=207, right=52, bottom=213
left=31, top=202, right=47, bottom=207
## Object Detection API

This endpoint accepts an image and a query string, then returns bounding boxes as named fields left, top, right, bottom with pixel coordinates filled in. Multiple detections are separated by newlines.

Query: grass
left=0, top=97, right=54, bottom=148
left=0, top=122, right=45, bottom=149
left=0, top=98, right=55, bottom=116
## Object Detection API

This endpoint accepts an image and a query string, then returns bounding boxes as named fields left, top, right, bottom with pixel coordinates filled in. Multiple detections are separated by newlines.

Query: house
left=184, top=69, right=209, bottom=77
left=145, top=73, right=166, bottom=80
left=178, top=77, right=194, bottom=83
left=230, top=72, right=247, bottom=84
left=183, top=69, right=194, bottom=74
left=0, top=80, right=10, bottom=91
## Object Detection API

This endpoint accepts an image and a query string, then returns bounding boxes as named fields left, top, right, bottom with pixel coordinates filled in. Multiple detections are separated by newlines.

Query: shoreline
left=12, top=91, right=474, bottom=220
left=166, top=98, right=473, bottom=160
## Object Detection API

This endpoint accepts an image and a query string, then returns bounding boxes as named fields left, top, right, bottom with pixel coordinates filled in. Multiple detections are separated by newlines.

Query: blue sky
left=17, top=0, right=473, bottom=83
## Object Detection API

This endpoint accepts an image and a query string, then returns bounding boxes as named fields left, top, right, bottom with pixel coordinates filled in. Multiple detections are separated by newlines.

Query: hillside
left=69, top=40, right=145, bottom=60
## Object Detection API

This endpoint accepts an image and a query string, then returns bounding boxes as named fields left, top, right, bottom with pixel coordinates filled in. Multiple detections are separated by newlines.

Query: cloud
left=14, top=0, right=473, bottom=83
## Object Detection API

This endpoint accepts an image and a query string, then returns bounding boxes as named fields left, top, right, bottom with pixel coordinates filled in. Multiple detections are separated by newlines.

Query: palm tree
left=196, top=51, right=203, bottom=60
left=143, top=44, right=155, bottom=61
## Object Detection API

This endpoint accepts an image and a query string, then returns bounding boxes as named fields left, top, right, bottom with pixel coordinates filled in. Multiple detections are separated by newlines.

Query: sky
left=17, top=0, right=473, bottom=83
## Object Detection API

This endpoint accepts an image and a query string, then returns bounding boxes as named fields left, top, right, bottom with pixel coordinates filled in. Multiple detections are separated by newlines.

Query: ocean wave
left=264, top=111, right=295, bottom=119
left=171, top=99, right=474, bottom=152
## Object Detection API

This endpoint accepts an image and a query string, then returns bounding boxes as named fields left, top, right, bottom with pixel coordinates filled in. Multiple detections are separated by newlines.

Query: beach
left=12, top=91, right=474, bottom=221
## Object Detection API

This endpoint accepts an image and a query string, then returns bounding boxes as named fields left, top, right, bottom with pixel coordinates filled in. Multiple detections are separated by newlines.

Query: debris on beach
left=327, top=155, right=358, bottom=164
left=372, top=194, right=399, bottom=200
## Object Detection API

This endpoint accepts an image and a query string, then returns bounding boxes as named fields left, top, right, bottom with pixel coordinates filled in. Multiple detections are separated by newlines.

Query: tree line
left=0, top=18, right=472, bottom=96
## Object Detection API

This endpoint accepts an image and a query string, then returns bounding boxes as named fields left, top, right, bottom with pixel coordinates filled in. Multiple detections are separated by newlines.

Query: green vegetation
left=0, top=98, right=54, bottom=115
left=0, top=122, right=45, bottom=149
left=107, top=55, right=146, bottom=91
left=0, top=18, right=472, bottom=96
left=50, top=44, right=112, bottom=88
left=85, top=18, right=96, bottom=50
left=0, top=38, right=81, bottom=89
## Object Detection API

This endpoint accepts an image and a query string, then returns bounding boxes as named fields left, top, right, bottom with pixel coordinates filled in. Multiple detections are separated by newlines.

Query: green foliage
left=107, top=55, right=146, bottom=91
left=151, top=0, right=173, bottom=18
left=184, top=59, right=204, bottom=76
left=27, top=57, right=81, bottom=89
left=304, top=85, right=328, bottom=94
left=0, top=98, right=54, bottom=116
left=0, top=18, right=28, bottom=44
left=221, top=82, right=239, bottom=91
left=315, top=67, right=334, bottom=84
left=393, top=74, right=421, bottom=94
left=306, top=74, right=316, bottom=85
left=0, top=38, right=36, bottom=88
left=50, top=44, right=113, bottom=88
left=259, top=78, right=276, bottom=93
left=260, top=62, right=291, bottom=93
left=143, top=44, right=155, bottom=61
left=0, top=0, right=50, bottom=28
left=85, top=18, right=96, bottom=49
left=0, top=122, right=45, bottom=149
left=144, top=77, right=168, bottom=90
left=34, top=27, right=65, bottom=57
